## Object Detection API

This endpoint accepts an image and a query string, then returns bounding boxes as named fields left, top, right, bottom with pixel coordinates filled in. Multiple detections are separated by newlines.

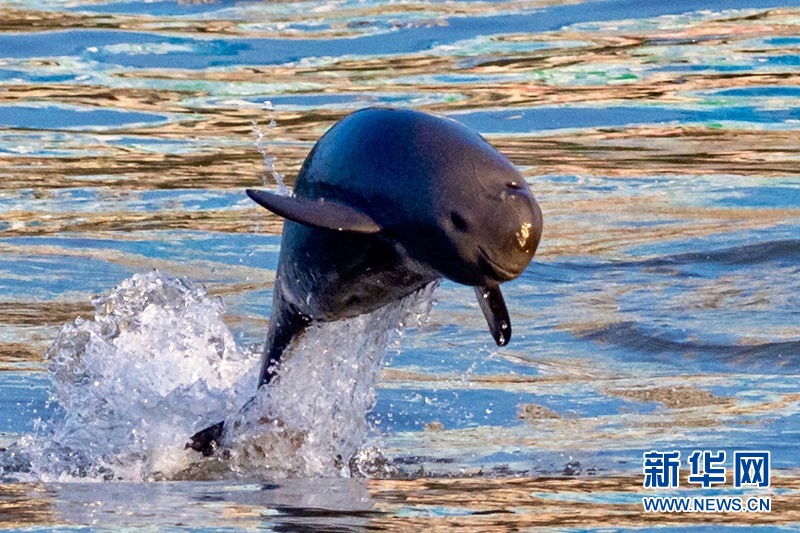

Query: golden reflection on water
left=2, top=0, right=799, bottom=262
left=1, top=1, right=797, bottom=353
left=1, top=476, right=798, bottom=529
left=371, top=476, right=800, bottom=529
left=0, top=1, right=584, bottom=37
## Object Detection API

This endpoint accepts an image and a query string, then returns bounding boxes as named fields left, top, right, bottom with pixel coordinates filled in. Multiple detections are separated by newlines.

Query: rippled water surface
left=2, top=0, right=800, bottom=529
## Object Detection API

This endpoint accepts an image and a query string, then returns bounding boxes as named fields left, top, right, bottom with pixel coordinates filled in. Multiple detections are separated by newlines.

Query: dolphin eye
left=506, top=181, right=524, bottom=190
left=450, top=211, right=469, bottom=232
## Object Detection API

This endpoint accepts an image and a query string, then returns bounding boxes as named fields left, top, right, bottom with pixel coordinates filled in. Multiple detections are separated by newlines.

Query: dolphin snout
left=482, top=190, right=541, bottom=282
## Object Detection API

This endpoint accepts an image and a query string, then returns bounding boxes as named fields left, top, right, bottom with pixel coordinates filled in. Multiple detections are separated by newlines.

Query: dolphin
left=188, top=107, right=542, bottom=455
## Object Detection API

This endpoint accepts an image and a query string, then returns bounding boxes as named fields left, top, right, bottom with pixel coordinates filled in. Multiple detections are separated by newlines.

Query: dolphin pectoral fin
left=474, top=284, right=511, bottom=346
left=246, top=189, right=381, bottom=234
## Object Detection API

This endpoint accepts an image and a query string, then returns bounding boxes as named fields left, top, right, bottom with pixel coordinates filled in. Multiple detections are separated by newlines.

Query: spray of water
left=1, top=273, right=256, bottom=481
left=1, top=272, right=437, bottom=482
left=224, top=282, right=438, bottom=479
left=252, top=100, right=291, bottom=195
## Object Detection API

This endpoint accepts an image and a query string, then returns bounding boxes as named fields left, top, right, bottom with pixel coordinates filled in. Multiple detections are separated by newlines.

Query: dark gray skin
left=188, top=107, right=542, bottom=456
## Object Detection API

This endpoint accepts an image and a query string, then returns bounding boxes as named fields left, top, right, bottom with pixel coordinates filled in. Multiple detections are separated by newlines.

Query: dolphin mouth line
left=478, top=247, right=517, bottom=281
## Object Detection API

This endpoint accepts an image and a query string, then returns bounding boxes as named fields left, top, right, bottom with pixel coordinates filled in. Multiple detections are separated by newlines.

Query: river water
left=1, top=0, right=799, bottom=530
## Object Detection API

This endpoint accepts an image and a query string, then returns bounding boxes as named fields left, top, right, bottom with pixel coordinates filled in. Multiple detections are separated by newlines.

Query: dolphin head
left=384, top=112, right=543, bottom=289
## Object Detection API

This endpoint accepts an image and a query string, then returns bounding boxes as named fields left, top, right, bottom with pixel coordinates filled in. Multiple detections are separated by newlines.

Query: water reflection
left=2, top=475, right=799, bottom=529
left=1, top=0, right=799, bottom=527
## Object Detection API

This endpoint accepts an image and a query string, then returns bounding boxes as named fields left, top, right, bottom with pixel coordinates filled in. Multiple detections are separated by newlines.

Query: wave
left=531, top=239, right=800, bottom=282
left=579, top=321, right=800, bottom=371
left=637, top=239, right=800, bottom=269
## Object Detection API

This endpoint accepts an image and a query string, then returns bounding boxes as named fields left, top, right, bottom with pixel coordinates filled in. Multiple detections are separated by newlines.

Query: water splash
left=223, top=282, right=439, bottom=479
left=1, top=272, right=256, bottom=481
left=1, top=272, right=438, bottom=482
left=252, top=100, right=291, bottom=196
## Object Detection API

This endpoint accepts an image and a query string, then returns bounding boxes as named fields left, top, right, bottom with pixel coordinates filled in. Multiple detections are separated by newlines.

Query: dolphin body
left=188, top=107, right=542, bottom=455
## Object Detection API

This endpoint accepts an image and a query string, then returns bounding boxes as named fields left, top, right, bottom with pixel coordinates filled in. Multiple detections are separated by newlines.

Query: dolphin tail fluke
left=474, top=284, right=511, bottom=346
left=186, top=420, right=225, bottom=457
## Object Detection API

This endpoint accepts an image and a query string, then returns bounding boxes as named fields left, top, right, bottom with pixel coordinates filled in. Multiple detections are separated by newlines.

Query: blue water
left=1, top=0, right=799, bottom=529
